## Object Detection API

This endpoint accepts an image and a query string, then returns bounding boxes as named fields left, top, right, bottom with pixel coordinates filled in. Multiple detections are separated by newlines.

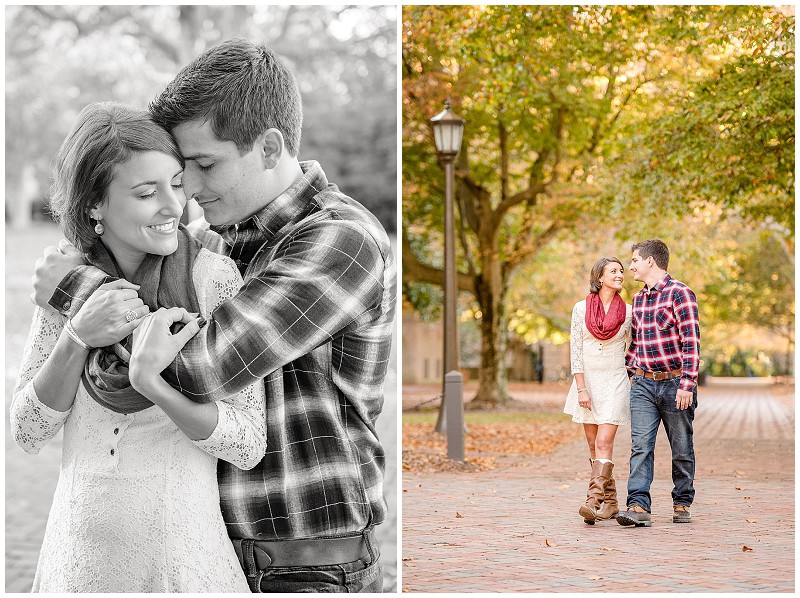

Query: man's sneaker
left=673, top=505, right=691, bottom=523
left=616, top=504, right=652, bottom=527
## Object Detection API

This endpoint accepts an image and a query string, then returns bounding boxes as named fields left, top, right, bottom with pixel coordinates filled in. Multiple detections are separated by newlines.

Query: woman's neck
left=100, top=240, right=146, bottom=280
left=598, top=287, right=616, bottom=308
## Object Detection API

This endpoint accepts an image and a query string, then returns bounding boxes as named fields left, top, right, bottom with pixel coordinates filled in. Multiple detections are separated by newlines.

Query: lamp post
left=430, top=99, right=465, bottom=435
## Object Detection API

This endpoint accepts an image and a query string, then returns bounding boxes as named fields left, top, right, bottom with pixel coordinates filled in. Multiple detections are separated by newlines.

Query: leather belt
left=232, top=531, right=373, bottom=570
left=635, top=368, right=682, bottom=381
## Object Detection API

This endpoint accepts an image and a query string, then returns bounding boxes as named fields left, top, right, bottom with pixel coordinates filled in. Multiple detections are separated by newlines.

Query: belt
left=232, top=531, right=373, bottom=570
left=635, top=368, right=682, bottom=381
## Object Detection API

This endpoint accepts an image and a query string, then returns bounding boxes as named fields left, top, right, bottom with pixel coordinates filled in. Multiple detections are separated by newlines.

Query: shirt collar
left=211, top=160, right=328, bottom=246
left=643, top=273, right=672, bottom=294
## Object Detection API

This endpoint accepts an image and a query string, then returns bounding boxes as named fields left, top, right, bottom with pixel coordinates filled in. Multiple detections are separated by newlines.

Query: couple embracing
left=564, top=240, right=700, bottom=528
left=12, top=39, right=394, bottom=593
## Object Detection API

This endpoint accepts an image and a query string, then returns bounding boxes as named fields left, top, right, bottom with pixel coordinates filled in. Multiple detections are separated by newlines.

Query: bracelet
left=577, top=388, right=588, bottom=394
left=64, top=320, right=92, bottom=351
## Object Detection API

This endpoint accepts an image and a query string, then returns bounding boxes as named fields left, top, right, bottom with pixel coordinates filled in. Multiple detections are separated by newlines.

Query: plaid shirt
left=625, top=274, right=700, bottom=392
left=50, top=161, right=396, bottom=540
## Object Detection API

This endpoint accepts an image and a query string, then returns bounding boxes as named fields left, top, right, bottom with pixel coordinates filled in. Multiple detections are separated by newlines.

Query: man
left=32, top=39, right=395, bottom=592
left=616, top=239, right=700, bottom=528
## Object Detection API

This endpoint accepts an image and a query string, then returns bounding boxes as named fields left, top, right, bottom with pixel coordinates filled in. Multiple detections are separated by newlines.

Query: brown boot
left=579, top=460, right=607, bottom=523
left=595, top=463, right=619, bottom=521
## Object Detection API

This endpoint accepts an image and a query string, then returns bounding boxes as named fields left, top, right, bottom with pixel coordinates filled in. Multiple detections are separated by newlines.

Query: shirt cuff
left=48, top=266, right=113, bottom=318
left=679, top=377, right=696, bottom=392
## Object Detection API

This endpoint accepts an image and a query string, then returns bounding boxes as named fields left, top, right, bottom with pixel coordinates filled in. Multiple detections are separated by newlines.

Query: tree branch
left=402, top=229, right=476, bottom=294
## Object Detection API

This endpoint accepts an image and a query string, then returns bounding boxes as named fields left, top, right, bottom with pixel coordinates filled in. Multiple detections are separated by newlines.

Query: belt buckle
left=253, top=545, right=273, bottom=569
left=653, top=371, right=666, bottom=381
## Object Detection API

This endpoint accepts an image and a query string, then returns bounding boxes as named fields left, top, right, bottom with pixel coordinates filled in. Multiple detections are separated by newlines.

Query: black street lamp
left=430, top=99, right=465, bottom=435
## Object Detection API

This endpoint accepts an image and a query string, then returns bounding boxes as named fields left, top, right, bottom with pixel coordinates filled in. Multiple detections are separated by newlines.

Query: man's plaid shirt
left=50, top=161, right=396, bottom=540
left=625, top=274, right=700, bottom=392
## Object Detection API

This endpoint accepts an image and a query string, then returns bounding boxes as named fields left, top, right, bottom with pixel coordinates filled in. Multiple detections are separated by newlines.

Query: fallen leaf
left=742, top=545, right=754, bottom=552
left=743, top=496, right=751, bottom=500
left=545, top=538, right=556, bottom=547
left=455, top=512, right=464, bottom=518
left=402, top=557, right=413, bottom=562
left=600, top=547, right=617, bottom=551
left=745, top=519, right=758, bottom=523
left=558, top=484, right=570, bottom=490
left=403, top=489, right=408, bottom=493
left=735, top=486, right=744, bottom=491
left=735, top=470, right=746, bottom=476
left=589, top=576, right=603, bottom=580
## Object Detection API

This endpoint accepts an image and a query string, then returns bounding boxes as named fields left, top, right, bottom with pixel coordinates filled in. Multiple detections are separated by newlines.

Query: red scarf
left=585, top=292, right=626, bottom=340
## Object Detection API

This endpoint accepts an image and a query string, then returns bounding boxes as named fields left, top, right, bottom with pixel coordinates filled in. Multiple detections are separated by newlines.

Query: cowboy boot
left=579, top=459, right=606, bottom=523
left=595, top=462, right=619, bottom=521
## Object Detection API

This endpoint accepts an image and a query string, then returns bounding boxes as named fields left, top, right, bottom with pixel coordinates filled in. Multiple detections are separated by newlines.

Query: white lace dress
left=563, top=299, right=632, bottom=425
left=10, top=249, right=266, bottom=593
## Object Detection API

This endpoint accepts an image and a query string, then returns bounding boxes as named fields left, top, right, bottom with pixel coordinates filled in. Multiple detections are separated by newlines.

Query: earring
left=94, top=221, right=104, bottom=236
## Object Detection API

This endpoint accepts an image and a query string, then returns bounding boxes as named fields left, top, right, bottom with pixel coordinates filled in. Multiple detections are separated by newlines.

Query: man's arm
left=675, top=287, right=700, bottom=392
left=31, top=240, right=95, bottom=313
left=161, top=220, right=388, bottom=402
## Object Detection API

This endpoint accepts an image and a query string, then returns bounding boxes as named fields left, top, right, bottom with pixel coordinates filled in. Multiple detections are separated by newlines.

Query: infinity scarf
left=584, top=292, right=626, bottom=341
left=81, top=225, right=202, bottom=414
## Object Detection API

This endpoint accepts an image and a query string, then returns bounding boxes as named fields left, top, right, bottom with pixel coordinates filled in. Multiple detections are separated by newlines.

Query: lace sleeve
left=190, top=250, right=267, bottom=469
left=9, top=307, right=72, bottom=454
left=570, top=302, right=585, bottom=375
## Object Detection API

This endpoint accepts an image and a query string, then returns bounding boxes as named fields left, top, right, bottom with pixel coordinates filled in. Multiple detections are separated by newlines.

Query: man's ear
left=260, top=129, right=284, bottom=170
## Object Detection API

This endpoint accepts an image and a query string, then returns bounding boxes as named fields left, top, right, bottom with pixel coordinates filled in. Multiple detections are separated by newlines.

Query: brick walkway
left=401, top=382, right=795, bottom=592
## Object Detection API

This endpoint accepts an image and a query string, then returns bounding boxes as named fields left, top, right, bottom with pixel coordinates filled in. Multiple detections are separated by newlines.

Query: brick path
left=401, top=382, right=794, bottom=592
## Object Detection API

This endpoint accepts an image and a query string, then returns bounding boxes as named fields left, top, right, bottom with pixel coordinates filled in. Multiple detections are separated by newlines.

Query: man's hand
left=70, top=280, right=147, bottom=348
left=31, top=240, right=86, bottom=308
left=676, top=388, right=693, bottom=410
left=129, top=307, right=201, bottom=395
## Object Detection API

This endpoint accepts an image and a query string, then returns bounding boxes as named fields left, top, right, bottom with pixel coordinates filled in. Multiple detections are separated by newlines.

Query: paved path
left=402, top=383, right=794, bottom=592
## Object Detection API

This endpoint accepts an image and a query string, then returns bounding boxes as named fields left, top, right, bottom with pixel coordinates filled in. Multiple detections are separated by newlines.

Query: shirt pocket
left=655, top=306, right=676, bottom=331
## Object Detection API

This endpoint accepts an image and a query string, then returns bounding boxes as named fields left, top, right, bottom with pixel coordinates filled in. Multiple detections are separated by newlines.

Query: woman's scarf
left=80, top=225, right=202, bottom=414
left=584, top=292, right=626, bottom=340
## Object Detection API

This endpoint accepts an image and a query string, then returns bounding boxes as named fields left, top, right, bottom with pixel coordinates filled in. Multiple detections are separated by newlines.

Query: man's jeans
left=255, top=539, right=382, bottom=593
left=627, top=375, right=697, bottom=512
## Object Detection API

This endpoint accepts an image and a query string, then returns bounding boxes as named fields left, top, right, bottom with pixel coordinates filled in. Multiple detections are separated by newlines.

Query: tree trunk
left=469, top=265, right=511, bottom=408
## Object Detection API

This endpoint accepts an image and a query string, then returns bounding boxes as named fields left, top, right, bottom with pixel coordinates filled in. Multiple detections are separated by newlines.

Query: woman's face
left=600, top=261, right=624, bottom=292
left=92, top=151, right=185, bottom=260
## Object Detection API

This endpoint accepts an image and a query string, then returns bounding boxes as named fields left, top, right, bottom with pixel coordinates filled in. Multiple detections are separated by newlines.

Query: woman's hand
left=578, top=391, right=592, bottom=410
left=70, top=280, right=149, bottom=347
left=129, top=307, right=201, bottom=396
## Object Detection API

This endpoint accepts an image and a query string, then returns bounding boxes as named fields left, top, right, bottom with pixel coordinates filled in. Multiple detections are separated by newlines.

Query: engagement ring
left=124, top=310, right=137, bottom=323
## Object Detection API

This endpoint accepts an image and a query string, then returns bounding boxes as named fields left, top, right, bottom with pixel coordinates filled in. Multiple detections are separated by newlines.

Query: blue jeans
left=627, top=375, right=697, bottom=512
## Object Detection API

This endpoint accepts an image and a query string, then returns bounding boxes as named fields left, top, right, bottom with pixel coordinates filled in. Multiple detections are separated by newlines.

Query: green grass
left=403, top=409, right=569, bottom=426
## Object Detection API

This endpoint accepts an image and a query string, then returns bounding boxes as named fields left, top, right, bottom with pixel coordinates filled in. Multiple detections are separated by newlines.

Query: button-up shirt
left=50, top=160, right=396, bottom=540
left=625, top=273, right=700, bottom=392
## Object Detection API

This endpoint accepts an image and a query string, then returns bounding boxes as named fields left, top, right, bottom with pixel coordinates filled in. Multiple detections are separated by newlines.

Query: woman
left=10, top=103, right=266, bottom=592
left=563, top=257, right=632, bottom=524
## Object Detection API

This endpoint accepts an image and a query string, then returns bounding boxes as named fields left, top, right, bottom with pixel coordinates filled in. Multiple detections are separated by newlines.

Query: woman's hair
left=49, top=102, right=183, bottom=252
left=589, top=257, right=623, bottom=294
left=149, top=38, right=303, bottom=157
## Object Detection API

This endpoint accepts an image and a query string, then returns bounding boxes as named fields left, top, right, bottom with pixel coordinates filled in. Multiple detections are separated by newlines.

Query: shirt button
left=234, top=259, right=244, bottom=268
left=62, top=300, right=71, bottom=310
left=113, top=428, right=119, bottom=435
left=110, top=449, right=115, bottom=456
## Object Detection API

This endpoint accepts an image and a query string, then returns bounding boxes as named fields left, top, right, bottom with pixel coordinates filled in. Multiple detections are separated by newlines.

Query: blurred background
left=5, top=4, right=397, bottom=592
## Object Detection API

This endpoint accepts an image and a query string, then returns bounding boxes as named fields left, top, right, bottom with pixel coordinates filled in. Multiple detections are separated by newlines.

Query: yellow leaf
left=589, top=576, right=603, bottom=580
left=742, top=545, right=754, bottom=552
left=455, top=512, right=464, bottom=518
left=745, top=519, right=758, bottom=523
left=545, top=538, right=556, bottom=547
left=558, top=484, right=570, bottom=490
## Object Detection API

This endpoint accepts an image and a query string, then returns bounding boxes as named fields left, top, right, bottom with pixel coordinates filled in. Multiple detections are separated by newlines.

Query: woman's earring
left=94, top=221, right=104, bottom=236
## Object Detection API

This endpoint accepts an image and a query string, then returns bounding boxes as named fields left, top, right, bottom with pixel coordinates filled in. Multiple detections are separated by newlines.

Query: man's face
left=629, top=250, right=652, bottom=283
left=172, top=120, right=267, bottom=227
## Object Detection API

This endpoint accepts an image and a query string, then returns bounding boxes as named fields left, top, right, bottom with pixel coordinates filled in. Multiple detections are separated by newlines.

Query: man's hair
left=589, top=257, right=624, bottom=294
left=631, top=239, right=670, bottom=270
left=50, top=102, right=182, bottom=253
left=149, top=38, right=303, bottom=157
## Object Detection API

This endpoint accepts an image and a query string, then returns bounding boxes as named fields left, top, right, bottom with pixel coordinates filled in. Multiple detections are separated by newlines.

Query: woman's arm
left=570, top=302, right=591, bottom=410
left=128, top=251, right=267, bottom=468
left=11, top=307, right=75, bottom=453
